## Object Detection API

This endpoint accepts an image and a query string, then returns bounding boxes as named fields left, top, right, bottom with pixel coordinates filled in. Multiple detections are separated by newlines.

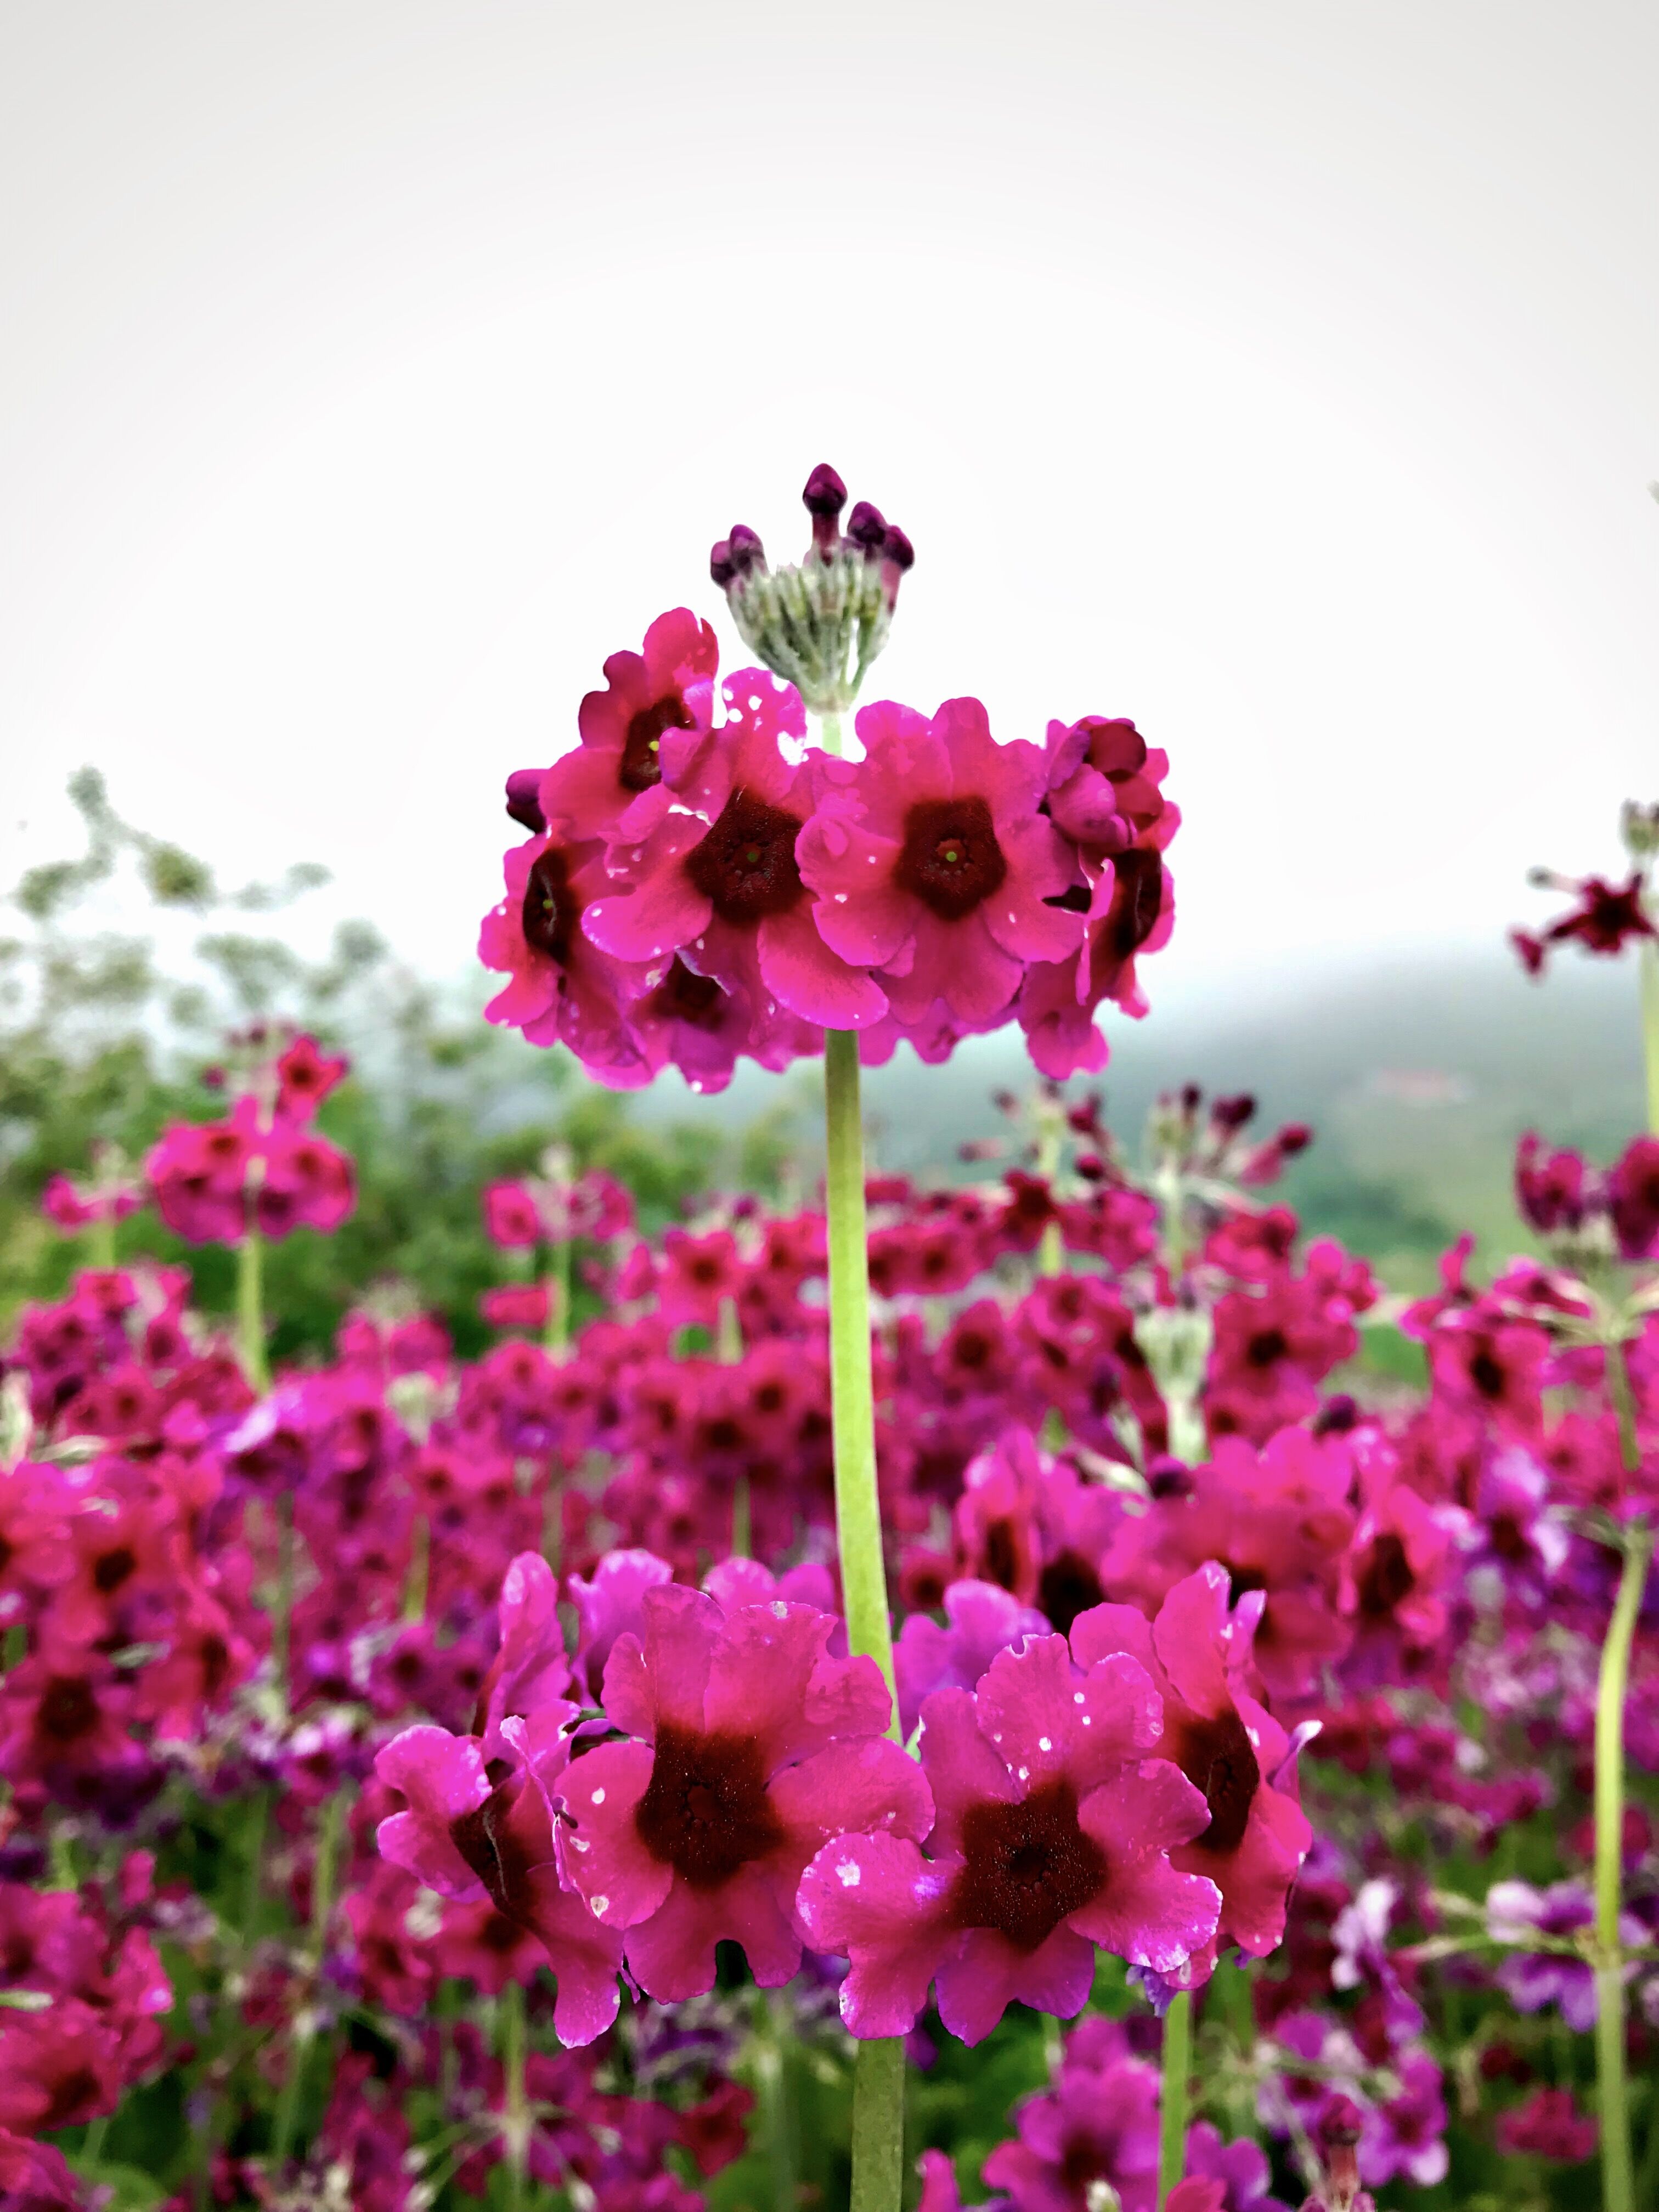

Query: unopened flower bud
left=712, top=470, right=907, bottom=714
left=1621, top=798, right=1659, bottom=860
left=804, top=462, right=849, bottom=556
left=846, top=501, right=888, bottom=554
left=505, top=769, right=548, bottom=834
left=1211, top=1092, right=1256, bottom=1132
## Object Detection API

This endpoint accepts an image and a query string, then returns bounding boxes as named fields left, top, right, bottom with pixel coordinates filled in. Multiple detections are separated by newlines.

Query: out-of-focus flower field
left=1, top=469, right=1656, bottom=2212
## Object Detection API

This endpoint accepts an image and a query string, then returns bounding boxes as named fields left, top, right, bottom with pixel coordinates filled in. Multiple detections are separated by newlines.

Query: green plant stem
left=1640, top=937, right=1659, bottom=1138
left=1158, top=1989, right=1192, bottom=2208
left=236, top=1229, right=270, bottom=1395
left=501, top=1978, right=529, bottom=2211
left=823, top=1029, right=897, bottom=1720
left=823, top=980, right=906, bottom=2212
left=543, top=1239, right=571, bottom=1360
left=80, top=2114, right=109, bottom=2169
left=1594, top=1517, right=1653, bottom=2212
left=403, top=1512, right=430, bottom=1623
left=88, top=1214, right=116, bottom=1273
left=757, top=1991, right=797, bottom=2212
left=271, top=1787, right=347, bottom=2171
left=849, top=2034, right=905, bottom=2212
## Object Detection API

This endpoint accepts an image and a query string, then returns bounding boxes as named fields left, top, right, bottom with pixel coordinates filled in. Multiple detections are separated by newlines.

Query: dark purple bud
left=727, top=524, right=766, bottom=576
left=1147, top=1457, right=1193, bottom=1500
left=1179, top=1084, right=1203, bottom=1117
left=1277, top=1122, right=1313, bottom=1156
left=882, top=523, right=915, bottom=572
left=1211, top=1092, right=1256, bottom=1133
left=1312, top=1393, right=1359, bottom=1435
left=802, top=462, right=848, bottom=517
left=846, top=500, right=888, bottom=554
left=710, top=539, right=737, bottom=588
left=505, top=769, right=548, bottom=834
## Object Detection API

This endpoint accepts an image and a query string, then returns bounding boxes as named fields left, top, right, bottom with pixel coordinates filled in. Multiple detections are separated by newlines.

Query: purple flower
left=1486, top=1877, right=1607, bottom=2031
left=981, top=2017, right=1161, bottom=2212
left=894, top=1578, right=1048, bottom=1741
left=1183, top=2120, right=1293, bottom=2212
left=798, top=1633, right=1220, bottom=2045
left=556, top=1584, right=928, bottom=2002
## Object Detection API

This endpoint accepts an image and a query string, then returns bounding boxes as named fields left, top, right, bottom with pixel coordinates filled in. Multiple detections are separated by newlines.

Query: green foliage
left=0, top=773, right=765, bottom=1357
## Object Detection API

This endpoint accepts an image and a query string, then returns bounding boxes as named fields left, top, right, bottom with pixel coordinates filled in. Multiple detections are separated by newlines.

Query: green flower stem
left=757, top=1991, right=798, bottom=2212
left=849, top=2034, right=906, bottom=2212
left=501, top=1978, right=529, bottom=2211
left=272, top=1787, right=347, bottom=2171
left=542, top=1239, right=571, bottom=1360
left=1640, top=937, right=1659, bottom=1138
left=1594, top=1516, right=1653, bottom=2212
left=273, top=1490, right=295, bottom=1717
left=824, top=1005, right=906, bottom=2212
left=823, top=1028, right=898, bottom=1722
left=236, top=1228, right=270, bottom=1396
left=88, top=1213, right=116, bottom=1274
left=1158, top=1988, right=1192, bottom=2208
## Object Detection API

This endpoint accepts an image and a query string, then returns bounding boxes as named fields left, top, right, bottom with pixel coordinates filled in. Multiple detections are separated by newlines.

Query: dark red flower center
left=946, top=1779, right=1107, bottom=1953
left=896, top=797, right=1007, bottom=921
left=1037, top=1551, right=1105, bottom=1638
left=1106, top=848, right=1164, bottom=956
left=92, top=1545, right=137, bottom=1595
left=634, top=1724, right=784, bottom=1890
left=521, top=847, right=578, bottom=965
left=38, top=1676, right=99, bottom=1743
left=685, top=791, right=805, bottom=926
left=621, top=695, right=697, bottom=792
left=1357, top=1532, right=1415, bottom=1618
left=656, top=957, right=727, bottom=1028
left=449, top=1774, right=542, bottom=1926
left=1245, top=1327, right=1289, bottom=1370
left=1176, top=1707, right=1261, bottom=1854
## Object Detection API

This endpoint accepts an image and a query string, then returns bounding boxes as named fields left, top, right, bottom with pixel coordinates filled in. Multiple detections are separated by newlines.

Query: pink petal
left=797, top=1831, right=955, bottom=2038
left=554, top=1738, right=672, bottom=1929
left=758, top=906, right=889, bottom=1030
left=933, top=1922, right=1097, bottom=2046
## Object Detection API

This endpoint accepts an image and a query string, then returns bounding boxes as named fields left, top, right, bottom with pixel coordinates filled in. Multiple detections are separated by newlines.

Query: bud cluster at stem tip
left=710, top=464, right=914, bottom=716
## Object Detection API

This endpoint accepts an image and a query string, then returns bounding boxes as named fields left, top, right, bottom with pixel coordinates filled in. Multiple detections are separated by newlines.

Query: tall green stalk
left=823, top=999, right=906, bottom=2212
left=500, top=1978, right=529, bottom=2210
left=236, top=1228, right=270, bottom=1395
left=1157, top=1988, right=1192, bottom=2207
left=1640, top=938, right=1659, bottom=1138
left=1593, top=1517, right=1652, bottom=2212
left=543, top=1238, right=571, bottom=1360
left=271, top=1787, right=347, bottom=2171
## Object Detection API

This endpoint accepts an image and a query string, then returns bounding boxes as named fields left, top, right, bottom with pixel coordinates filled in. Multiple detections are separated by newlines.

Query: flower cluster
left=482, top=469, right=1177, bottom=1088
left=146, top=1029, right=355, bottom=1245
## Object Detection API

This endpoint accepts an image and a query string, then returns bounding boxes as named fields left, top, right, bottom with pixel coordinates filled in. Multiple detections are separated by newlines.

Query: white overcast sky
left=2, top=1, right=1656, bottom=1012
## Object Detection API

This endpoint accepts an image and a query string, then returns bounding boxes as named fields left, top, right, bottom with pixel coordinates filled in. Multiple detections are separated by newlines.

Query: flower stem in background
left=849, top=2036, right=906, bottom=2212
left=501, top=1978, right=529, bottom=2211
left=271, top=1786, right=347, bottom=2172
left=88, top=1214, right=116, bottom=1274
left=542, top=1238, right=571, bottom=1360
left=236, top=1228, right=270, bottom=1395
left=273, top=1491, right=295, bottom=1716
left=1638, top=935, right=1659, bottom=1137
left=1158, top=1988, right=1193, bottom=2209
left=1593, top=1516, right=1652, bottom=2212
left=756, top=1990, right=798, bottom=2212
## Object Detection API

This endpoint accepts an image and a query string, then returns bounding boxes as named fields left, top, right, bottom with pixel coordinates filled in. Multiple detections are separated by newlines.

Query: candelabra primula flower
left=375, top=1709, right=624, bottom=2046
left=481, top=831, right=655, bottom=1083
left=798, top=698, right=1085, bottom=1030
left=894, top=1577, right=1047, bottom=1741
left=1071, top=1566, right=1313, bottom=1961
left=979, top=2015, right=1161, bottom=2212
left=585, top=670, right=887, bottom=1034
left=556, top=1583, right=928, bottom=2002
left=798, top=1631, right=1220, bottom=2045
left=1511, top=868, right=1654, bottom=975
left=539, top=607, right=720, bottom=848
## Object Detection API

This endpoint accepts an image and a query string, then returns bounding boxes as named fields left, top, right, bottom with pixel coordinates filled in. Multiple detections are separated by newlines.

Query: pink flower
left=798, top=698, right=1085, bottom=1030
left=484, top=1181, right=543, bottom=1249
left=798, top=1632, right=1220, bottom=2044
left=1071, top=1566, right=1313, bottom=1959
left=375, top=1712, right=623, bottom=2046
left=556, top=1583, right=928, bottom=2001
left=539, top=608, right=719, bottom=848
left=1609, top=1133, right=1659, bottom=1259
left=980, top=2015, right=1161, bottom=2212
left=480, top=833, right=654, bottom=1084
left=1494, top=2086, right=1598, bottom=2163
left=585, top=672, right=887, bottom=1034
left=274, top=1034, right=348, bottom=1122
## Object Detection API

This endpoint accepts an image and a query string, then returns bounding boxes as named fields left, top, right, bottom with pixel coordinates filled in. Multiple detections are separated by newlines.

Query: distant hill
left=625, top=947, right=1646, bottom=1291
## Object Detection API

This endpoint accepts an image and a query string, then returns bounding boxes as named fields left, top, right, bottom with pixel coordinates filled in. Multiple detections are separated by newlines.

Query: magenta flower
left=375, top=1710, right=624, bottom=2046
left=1071, top=1566, right=1313, bottom=1960
left=585, top=673, right=887, bottom=1034
left=538, top=608, right=719, bottom=848
left=797, top=698, right=1085, bottom=1029
left=980, top=2016, right=1161, bottom=2212
left=555, top=1583, right=928, bottom=2001
left=798, top=1633, right=1220, bottom=2045
left=480, top=832, right=654, bottom=1082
